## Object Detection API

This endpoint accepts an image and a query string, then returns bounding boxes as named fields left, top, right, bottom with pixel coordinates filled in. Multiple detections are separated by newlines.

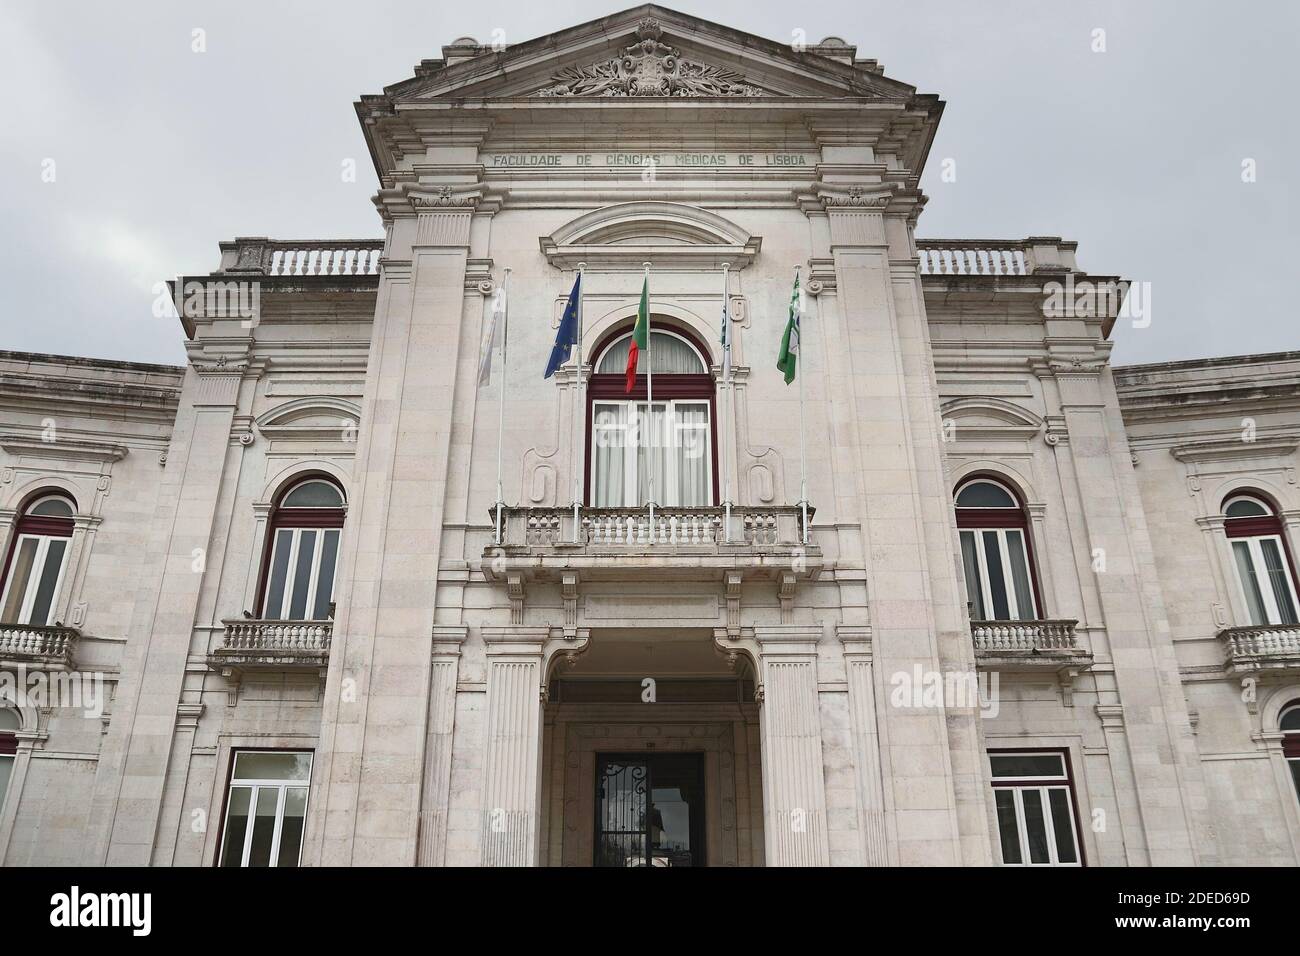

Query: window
left=955, top=479, right=1039, bottom=621
left=218, top=750, right=313, bottom=867
left=989, top=750, right=1083, bottom=866
left=0, top=708, right=17, bottom=816
left=0, top=493, right=75, bottom=627
left=258, top=478, right=344, bottom=621
left=588, top=328, right=716, bottom=508
left=1282, top=702, right=1300, bottom=807
left=1223, top=495, right=1299, bottom=626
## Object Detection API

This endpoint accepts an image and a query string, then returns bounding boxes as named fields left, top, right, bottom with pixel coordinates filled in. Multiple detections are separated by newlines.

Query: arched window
left=1223, top=494, right=1298, bottom=626
left=955, top=478, right=1040, bottom=621
left=0, top=492, right=75, bottom=627
left=0, top=708, right=17, bottom=815
left=588, top=327, right=716, bottom=508
left=257, top=478, right=345, bottom=621
left=1281, top=701, right=1300, bottom=806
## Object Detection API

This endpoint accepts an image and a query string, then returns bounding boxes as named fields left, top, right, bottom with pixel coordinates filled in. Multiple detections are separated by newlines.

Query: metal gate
left=595, top=753, right=704, bottom=867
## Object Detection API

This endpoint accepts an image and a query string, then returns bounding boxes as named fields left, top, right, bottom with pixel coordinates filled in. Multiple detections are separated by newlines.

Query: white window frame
left=0, top=532, right=71, bottom=626
left=218, top=751, right=313, bottom=868
left=590, top=399, right=713, bottom=508
left=262, top=527, right=339, bottom=621
left=990, top=752, right=1081, bottom=867
left=1231, top=534, right=1300, bottom=627
left=959, top=527, right=1038, bottom=621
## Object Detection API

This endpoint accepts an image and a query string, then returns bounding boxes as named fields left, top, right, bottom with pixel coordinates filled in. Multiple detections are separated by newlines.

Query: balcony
left=209, top=620, right=332, bottom=699
left=217, top=238, right=383, bottom=277
left=917, top=237, right=1077, bottom=276
left=484, top=505, right=820, bottom=582
left=970, top=619, right=1092, bottom=675
left=0, top=624, right=78, bottom=670
left=1220, top=624, right=1300, bottom=678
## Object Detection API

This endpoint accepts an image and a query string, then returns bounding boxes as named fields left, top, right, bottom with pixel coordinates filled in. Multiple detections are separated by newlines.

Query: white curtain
left=675, top=404, right=710, bottom=506
left=635, top=404, right=669, bottom=505
left=596, top=331, right=706, bottom=375
left=592, top=400, right=711, bottom=507
left=1004, top=529, right=1037, bottom=619
left=591, top=404, right=627, bottom=507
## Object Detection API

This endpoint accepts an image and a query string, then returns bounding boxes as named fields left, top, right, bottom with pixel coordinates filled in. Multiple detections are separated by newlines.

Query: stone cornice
left=0, top=435, right=128, bottom=463
left=1170, top=436, right=1300, bottom=463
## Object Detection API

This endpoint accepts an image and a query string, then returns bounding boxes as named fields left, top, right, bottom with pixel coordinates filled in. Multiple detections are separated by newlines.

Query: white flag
left=478, top=282, right=507, bottom=386
left=720, top=287, right=732, bottom=381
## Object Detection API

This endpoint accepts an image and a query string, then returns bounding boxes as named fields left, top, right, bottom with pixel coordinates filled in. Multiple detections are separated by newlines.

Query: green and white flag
left=776, top=272, right=801, bottom=385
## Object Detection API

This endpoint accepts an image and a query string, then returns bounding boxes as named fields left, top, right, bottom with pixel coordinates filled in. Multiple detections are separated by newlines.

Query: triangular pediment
left=383, top=4, right=916, bottom=102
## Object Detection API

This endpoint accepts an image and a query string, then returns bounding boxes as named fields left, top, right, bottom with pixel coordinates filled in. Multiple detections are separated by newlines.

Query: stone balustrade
left=971, top=619, right=1080, bottom=653
left=210, top=619, right=332, bottom=683
left=500, top=505, right=808, bottom=550
left=918, top=237, right=1078, bottom=276
left=1220, top=624, right=1300, bottom=676
left=218, top=238, right=383, bottom=277
left=0, top=624, right=78, bottom=667
left=487, top=504, right=819, bottom=581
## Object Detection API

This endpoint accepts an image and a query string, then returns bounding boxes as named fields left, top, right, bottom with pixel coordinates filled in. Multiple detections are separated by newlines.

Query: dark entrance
left=595, top=753, right=705, bottom=867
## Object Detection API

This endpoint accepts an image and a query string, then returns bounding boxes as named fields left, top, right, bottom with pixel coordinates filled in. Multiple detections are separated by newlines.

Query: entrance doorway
left=595, top=753, right=704, bottom=867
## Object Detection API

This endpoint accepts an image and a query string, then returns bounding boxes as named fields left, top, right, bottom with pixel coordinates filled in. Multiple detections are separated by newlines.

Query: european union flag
left=544, top=273, right=582, bottom=378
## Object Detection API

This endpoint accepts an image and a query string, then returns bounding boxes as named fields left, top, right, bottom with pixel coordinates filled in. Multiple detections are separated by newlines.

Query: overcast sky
left=0, top=0, right=1294, bottom=367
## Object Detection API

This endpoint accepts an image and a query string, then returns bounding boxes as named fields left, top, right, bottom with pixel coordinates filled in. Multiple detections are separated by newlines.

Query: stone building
left=1, top=5, right=1298, bottom=867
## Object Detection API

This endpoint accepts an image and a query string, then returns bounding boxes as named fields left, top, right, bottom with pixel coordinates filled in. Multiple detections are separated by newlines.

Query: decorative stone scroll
left=536, top=19, right=766, bottom=98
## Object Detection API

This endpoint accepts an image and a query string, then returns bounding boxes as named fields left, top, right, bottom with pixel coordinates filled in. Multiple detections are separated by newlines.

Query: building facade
left=2, top=5, right=1299, bottom=867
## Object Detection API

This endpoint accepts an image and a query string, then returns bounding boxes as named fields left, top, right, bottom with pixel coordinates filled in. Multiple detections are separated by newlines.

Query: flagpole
left=643, top=261, right=655, bottom=541
left=794, top=264, right=808, bottom=546
left=720, top=262, right=732, bottom=543
left=573, top=262, right=586, bottom=543
left=494, top=267, right=510, bottom=545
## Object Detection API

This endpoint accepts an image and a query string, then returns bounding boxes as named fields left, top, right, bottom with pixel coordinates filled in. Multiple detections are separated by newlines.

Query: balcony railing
left=970, top=619, right=1092, bottom=673
left=917, top=237, right=1078, bottom=276
left=0, top=624, right=78, bottom=668
left=487, top=505, right=819, bottom=579
left=210, top=619, right=332, bottom=678
left=218, top=238, right=384, bottom=277
left=1220, top=624, right=1300, bottom=676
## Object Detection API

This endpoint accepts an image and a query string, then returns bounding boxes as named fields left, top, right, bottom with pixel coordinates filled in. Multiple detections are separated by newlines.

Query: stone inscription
left=486, top=152, right=813, bottom=168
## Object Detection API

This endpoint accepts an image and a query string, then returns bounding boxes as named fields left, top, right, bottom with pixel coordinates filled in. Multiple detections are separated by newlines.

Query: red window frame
left=252, top=476, right=346, bottom=618
left=954, top=476, right=1046, bottom=619
left=1222, top=492, right=1300, bottom=619
left=585, top=324, right=719, bottom=507
left=0, top=491, right=76, bottom=625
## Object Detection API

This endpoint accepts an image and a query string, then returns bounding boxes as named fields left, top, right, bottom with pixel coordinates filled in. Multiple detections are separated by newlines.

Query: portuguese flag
left=625, top=276, right=649, bottom=393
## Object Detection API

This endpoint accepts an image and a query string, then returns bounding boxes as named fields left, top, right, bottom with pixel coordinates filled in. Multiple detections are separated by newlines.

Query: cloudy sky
left=0, top=0, right=1294, bottom=366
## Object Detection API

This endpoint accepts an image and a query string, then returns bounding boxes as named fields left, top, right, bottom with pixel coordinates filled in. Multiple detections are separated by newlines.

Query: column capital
left=752, top=623, right=823, bottom=656
left=835, top=623, right=873, bottom=659
left=482, top=625, right=552, bottom=656
left=431, top=624, right=469, bottom=658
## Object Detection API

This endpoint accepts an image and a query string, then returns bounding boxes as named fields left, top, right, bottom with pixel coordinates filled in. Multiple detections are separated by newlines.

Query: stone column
left=87, top=361, right=248, bottom=865
left=812, top=180, right=991, bottom=865
left=305, top=194, right=478, bottom=866
left=1053, top=362, right=1217, bottom=864
left=417, top=625, right=467, bottom=867
left=753, top=624, right=830, bottom=866
left=838, top=625, right=891, bottom=865
left=479, top=625, right=549, bottom=866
